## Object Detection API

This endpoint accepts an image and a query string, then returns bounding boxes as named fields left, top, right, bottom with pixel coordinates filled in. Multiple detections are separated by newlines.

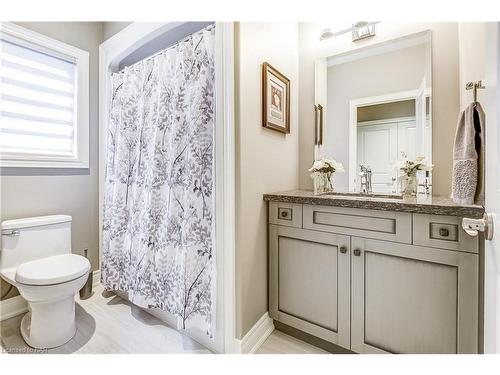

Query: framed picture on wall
left=262, top=62, right=290, bottom=134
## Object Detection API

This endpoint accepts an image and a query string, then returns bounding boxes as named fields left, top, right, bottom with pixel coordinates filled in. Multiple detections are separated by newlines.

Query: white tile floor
left=0, top=285, right=326, bottom=354
left=0, top=285, right=210, bottom=354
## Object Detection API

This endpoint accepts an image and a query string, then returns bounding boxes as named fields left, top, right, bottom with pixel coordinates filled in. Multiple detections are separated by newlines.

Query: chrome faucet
left=359, top=165, right=372, bottom=194
left=418, top=171, right=432, bottom=195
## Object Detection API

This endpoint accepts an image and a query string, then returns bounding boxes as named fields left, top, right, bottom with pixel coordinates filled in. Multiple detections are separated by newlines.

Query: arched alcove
left=98, top=22, right=237, bottom=353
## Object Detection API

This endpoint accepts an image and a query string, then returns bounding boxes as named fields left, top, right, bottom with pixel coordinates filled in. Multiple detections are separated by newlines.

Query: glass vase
left=401, top=174, right=418, bottom=198
left=312, top=172, right=335, bottom=195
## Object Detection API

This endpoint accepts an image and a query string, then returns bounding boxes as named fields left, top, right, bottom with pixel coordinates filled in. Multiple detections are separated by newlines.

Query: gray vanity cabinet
left=268, top=201, right=480, bottom=354
left=269, top=225, right=351, bottom=348
left=351, top=237, right=478, bottom=354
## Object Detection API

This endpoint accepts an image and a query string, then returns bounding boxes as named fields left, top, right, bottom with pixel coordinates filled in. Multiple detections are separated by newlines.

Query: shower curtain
left=101, top=27, right=216, bottom=337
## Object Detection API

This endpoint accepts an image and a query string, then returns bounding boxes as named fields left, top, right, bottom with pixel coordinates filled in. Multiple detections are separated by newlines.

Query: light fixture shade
left=320, top=22, right=378, bottom=41
left=352, top=22, right=377, bottom=41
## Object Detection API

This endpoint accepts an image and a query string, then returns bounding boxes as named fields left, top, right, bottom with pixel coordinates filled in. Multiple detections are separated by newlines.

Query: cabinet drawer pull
left=353, top=249, right=362, bottom=256
left=277, top=207, right=293, bottom=221
left=339, top=246, right=347, bottom=254
left=439, top=228, right=450, bottom=237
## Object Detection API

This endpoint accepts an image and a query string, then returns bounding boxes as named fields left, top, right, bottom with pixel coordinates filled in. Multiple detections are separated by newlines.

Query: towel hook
left=466, top=80, right=486, bottom=103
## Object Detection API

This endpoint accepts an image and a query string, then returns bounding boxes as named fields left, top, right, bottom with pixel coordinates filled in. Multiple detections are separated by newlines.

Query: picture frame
left=262, top=62, right=290, bottom=134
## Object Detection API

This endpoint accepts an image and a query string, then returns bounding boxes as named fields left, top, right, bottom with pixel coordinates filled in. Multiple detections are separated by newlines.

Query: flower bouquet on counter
left=393, top=152, right=433, bottom=197
left=309, top=157, right=345, bottom=195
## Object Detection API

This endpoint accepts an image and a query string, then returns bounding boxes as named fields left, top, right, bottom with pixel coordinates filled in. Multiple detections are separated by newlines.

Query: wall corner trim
left=235, top=312, right=274, bottom=354
left=0, top=295, right=28, bottom=321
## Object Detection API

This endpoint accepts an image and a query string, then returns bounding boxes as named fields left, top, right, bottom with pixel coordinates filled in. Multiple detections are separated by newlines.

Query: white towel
left=451, top=102, right=485, bottom=205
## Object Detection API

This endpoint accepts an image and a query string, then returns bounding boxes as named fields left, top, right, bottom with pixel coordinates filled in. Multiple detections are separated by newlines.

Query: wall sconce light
left=320, top=22, right=378, bottom=42
left=351, top=22, right=377, bottom=41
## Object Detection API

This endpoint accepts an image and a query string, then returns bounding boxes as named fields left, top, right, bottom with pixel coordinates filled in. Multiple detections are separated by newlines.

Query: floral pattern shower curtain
left=101, top=27, right=216, bottom=337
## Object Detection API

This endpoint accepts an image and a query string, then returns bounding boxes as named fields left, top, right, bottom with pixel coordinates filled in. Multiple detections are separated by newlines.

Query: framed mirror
left=315, top=30, right=432, bottom=193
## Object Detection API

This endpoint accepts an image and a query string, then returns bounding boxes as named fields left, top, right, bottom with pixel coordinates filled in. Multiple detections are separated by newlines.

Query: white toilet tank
left=0, top=215, right=72, bottom=270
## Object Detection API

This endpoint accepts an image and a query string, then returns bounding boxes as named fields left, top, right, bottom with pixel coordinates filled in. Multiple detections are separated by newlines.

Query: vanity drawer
left=413, top=214, right=479, bottom=253
left=303, top=205, right=412, bottom=243
left=268, top=202, right=303, bottom=228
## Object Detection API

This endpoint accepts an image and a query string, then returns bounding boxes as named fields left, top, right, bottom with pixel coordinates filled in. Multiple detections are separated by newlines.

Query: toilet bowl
left=0, top=215, right=90, bottom=349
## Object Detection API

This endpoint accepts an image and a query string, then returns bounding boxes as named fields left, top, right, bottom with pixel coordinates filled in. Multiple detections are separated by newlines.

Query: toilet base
left=20, top=296, right=77, bottom=349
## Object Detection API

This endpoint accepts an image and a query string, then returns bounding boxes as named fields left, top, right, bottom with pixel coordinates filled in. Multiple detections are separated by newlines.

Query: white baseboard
left=236, top=312, right=274, bottom=354
left=0, top=295, right=28, bottom=321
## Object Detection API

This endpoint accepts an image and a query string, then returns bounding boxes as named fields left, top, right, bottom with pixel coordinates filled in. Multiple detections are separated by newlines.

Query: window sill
left=0, top=158, right=89, bottom=169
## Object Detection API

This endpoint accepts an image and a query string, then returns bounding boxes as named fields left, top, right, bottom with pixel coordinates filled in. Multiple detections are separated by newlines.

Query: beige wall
left=0, top=22, right=103, bottom=300
left=358, top=100, right=416, bottom=122
left=102, top=22, right=131, bottom=41
left=235, top=22, right=300, bottom=338
left=459, top=23, right=486, bottom=110
left=299, top=22, right=460, bottom=196
left=325, top=44, right=426, bottom=188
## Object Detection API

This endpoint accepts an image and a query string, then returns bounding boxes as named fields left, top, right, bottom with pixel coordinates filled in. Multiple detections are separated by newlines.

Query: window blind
left=0, top=37, right=77, bottom=158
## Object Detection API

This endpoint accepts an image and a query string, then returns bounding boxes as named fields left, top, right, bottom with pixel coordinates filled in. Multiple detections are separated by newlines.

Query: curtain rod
left=118, top=23, right=215, bottom=72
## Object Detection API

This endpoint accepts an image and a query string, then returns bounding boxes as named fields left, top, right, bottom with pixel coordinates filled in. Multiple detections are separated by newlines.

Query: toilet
left=0, top=215, right=90, bottom=349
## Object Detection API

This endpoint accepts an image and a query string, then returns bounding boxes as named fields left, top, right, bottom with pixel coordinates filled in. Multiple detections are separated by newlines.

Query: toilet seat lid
left=15, top=254, right=91, bottom=286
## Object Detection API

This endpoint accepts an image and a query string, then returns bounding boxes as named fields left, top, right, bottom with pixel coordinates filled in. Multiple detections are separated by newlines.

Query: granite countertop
left=263, top=189, right=485, bottom=218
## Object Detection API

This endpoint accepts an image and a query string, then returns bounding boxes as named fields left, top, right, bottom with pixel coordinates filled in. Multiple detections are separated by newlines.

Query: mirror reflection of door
left=356, top=95, right=430, bottom=193
left=357, top=101, right=415, bottom=193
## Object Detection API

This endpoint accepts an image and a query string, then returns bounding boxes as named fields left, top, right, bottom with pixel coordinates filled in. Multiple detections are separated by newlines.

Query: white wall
left=0, top=22, right=103, bottom=300
left=235, top=22, right=299, bottom=337
left=299, top=22, right=460, bottom=196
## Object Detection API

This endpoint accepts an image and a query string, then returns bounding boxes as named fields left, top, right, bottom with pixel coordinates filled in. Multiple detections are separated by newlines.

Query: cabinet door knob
left=353, top=249, right=362, bottom=256
left=339, top=246, right=347, bottom=254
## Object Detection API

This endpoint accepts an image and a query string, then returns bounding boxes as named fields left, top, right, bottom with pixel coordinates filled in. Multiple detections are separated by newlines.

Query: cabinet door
left=351, top=237, right=478, bottom=354
left=269, top=225, right=350, bottom=349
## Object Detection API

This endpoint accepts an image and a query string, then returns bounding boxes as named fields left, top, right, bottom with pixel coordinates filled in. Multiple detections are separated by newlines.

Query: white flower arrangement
left=309, top=157, right=344, bottom=195
left=308, top=157, right=345, bottom=174
left=393, top=152, right=433, bottom=177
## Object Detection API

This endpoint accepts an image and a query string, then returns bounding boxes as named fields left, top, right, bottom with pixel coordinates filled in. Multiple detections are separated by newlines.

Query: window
left=0, top=22, right=89, bottom=168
